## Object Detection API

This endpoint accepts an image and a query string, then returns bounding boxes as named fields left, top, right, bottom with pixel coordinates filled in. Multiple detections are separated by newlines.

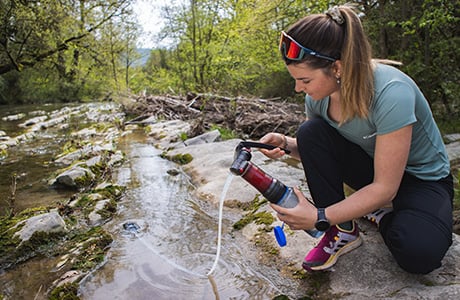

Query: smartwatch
left=315, top=208, right=330, bottom=231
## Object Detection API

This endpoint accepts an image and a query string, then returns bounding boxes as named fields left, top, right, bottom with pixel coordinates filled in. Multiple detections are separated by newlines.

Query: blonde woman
left=260, top=4, right=453, bottom=274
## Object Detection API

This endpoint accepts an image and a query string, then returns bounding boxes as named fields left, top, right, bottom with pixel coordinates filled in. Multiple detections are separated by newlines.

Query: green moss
left=0, top=148, right=7, bottom=159
left=75, top=195, right=92, bottom=209
left=0, top=217, right=24, bottom=267
left=179, top=132, right=188, bottom=141
left=15, top=231, right=64, bottom=259
left=233, top=195, right=271, bottom=230
left=144, top=125, right=152, bottom=134
left=73, top=170, right=94, bottom=188
left=88, top=161, right=107, bottom=178
left=172, top=153, right=193, bottom=165
left=0, top=208, right=51, bottom=268
left=254, top=211, right=275, bottom=226
left=49, top=282, right=80, bottom=300
left=95, top=184, right=125, bottom=200
left=70, top=226, right=113, bottom=272
left=60, top=140, right=83, bottom=155
left=233, top=211, right=274, bottom=231
left=160, top=152, right=194, bottom=165
left=210, top=124, right=237, bottom=140
left=96, top=199, right=117, bottom=220
left=92, top=122, right=110, bottom=132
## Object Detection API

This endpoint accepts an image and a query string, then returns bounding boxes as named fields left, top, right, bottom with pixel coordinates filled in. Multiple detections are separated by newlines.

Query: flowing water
left=79, top=131, right=284, bottom=299
left=0, top=104, right=293, bottom=299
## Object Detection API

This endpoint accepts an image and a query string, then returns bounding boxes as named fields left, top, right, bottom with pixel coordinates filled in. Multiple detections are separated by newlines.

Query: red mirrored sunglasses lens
left=280, top=32, right=302, bottom=60
left=286, top=42, right=301, bottom=59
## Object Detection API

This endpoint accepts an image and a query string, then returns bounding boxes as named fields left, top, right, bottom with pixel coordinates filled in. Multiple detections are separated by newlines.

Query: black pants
left=296, top=118, right=453, bottom=274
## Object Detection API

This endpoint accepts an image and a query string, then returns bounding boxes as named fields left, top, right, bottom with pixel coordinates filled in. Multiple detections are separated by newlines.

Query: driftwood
left=122, top=92, right=306, bottom=139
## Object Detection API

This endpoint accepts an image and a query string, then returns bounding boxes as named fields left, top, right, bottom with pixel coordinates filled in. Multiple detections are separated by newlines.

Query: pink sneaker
left=302, top=221, right=362, bottom=271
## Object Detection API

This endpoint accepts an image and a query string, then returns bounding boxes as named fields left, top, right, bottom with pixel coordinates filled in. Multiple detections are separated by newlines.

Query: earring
left=336, top=77, right=341, bottom=84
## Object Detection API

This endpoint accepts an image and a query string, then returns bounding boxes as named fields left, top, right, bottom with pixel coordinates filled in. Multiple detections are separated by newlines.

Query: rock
left=54, top=149, right=84, bottom=166
left=54, top=270, right=83, bottom=287
left=88, top=199, right=111, bottom=226
left=54, top=166, right=95, bottom=188
left=445, top=133, right=460, bottom=143
left=2, top=113, right=25, bottom=121
left=72, top=127, right=98, bottom=138
left=146, top=119, right=191, bottom=148
left=18, top=115, right=48, bottom=127
left=54, top=143, right=115, bottom=166
left=329, top=220, right=460, bottom=299
left=108, top=150, right=125, bottom=167
left=173, top=129, right=222, bottom=148
left=169, top=138, right=307, bottom=204
left=446, top=141, right=460, bottom=162
left=14, top=210, right=67, bottom=241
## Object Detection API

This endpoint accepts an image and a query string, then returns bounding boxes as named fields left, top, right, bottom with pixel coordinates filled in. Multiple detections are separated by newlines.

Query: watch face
left=316, top=220, right=330, bottom=231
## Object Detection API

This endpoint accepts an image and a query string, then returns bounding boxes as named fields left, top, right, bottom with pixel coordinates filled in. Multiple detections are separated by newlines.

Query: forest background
left=0, top=0, right=459, bottom=130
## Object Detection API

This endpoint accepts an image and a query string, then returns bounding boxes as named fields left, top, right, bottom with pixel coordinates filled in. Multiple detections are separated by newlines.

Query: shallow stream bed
left=79, top=131, right=287, bottom=299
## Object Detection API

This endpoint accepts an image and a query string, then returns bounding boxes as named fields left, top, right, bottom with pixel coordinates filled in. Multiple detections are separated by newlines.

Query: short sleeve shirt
left=305, top=63, right=450, bottom=181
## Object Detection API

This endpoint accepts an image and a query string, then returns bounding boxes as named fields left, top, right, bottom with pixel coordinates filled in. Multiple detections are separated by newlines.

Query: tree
left=362, top=0, right=460, bottom=118
left=0, top=0, right=138, bottom=103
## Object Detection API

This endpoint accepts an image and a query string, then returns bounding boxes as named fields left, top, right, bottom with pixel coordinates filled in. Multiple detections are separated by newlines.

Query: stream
left=0, top=103, right=291, bottom=299
left=79, top=130, right=283, bottom=299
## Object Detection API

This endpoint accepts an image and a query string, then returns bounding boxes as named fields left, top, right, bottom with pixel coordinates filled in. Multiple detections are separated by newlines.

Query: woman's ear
left=333, top=60, right=342, bottom=77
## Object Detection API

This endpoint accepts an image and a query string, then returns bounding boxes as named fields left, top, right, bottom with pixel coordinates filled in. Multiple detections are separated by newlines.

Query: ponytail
left=285, top=4, right=375, bottom=124
left=338, top=4, right=374, bottom=123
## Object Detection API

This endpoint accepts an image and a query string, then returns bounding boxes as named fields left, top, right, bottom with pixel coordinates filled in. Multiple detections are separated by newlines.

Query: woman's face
left=286, top=63, right=339, bottom=101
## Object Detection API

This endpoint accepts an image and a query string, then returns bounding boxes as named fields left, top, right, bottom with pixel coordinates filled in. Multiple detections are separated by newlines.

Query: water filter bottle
left=230, top=148, right=324, bottom=243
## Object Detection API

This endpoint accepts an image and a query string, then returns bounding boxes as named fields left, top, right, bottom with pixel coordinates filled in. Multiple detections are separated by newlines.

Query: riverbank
left=1, top=96, right=459, bottom=299
left=0, top=103, right=127, bottom=299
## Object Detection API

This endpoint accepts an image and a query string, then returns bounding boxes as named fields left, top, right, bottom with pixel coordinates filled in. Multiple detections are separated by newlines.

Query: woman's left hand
left=269, top=187, right=317, bottom=230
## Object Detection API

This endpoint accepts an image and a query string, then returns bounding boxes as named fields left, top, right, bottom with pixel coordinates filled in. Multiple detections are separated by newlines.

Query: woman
left=259, top=4, right=453, bottom=274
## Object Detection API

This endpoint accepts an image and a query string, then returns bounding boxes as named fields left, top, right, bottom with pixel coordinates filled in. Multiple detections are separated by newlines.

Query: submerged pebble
left=122, top=222, right=141, bottom=233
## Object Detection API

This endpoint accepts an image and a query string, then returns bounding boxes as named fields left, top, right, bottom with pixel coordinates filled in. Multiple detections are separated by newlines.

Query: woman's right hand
left=259, top=132, right=287, bottom=159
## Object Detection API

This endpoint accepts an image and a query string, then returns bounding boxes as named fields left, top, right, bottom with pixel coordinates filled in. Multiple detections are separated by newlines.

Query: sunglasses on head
left=279, top=31, right=337, bottom=62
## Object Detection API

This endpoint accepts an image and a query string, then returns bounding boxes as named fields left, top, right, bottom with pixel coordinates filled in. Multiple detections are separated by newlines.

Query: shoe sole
left=305, top=235, right=363, bottom=271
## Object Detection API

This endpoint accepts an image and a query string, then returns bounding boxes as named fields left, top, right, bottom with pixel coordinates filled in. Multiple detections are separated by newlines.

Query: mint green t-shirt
left=305, top=63, right=450, bottom=181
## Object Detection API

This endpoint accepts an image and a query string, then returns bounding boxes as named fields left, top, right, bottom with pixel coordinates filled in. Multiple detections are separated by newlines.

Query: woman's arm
left=271, top=124, right=413, bottom=230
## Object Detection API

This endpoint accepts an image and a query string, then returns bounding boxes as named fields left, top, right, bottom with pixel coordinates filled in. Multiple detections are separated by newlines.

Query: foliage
left=139, top=0, right=459, bottom=118
left=210, top=124, right=237, bottom=140
left=363, top=0, right=460, bottom=121
left=0, top=0, right=139, bottom=104
left=1, top=0, right=459, bottom=119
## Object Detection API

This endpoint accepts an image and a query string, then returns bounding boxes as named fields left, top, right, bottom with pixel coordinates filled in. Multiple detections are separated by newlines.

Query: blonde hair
left=284, top=4, right=375, bottom=124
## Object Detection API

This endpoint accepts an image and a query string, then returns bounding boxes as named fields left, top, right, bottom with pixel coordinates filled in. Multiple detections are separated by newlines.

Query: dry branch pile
left=122, top=93, right=306, bottom=139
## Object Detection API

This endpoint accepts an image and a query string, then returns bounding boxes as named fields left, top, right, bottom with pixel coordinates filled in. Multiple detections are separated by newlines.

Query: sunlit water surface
left=79, top=132, right=285, bottom=299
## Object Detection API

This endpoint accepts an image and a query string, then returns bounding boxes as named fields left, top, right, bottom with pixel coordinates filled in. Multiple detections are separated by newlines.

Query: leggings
left=296, top=118, right=453, bottom=274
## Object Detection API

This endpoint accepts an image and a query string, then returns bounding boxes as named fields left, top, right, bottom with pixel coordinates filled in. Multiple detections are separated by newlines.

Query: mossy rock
left=233, top=195, right=272, bottom=230
left=49, top=282, right=79, bottom=300
left=160, top=152, right=194, bottom=165
left=70, top=226, right=113, bottom=272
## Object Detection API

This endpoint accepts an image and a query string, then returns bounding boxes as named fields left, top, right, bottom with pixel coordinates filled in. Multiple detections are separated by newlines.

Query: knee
left=296, top=118, right=329, bottom=144
left=383, top=211, right=452, bottom=274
